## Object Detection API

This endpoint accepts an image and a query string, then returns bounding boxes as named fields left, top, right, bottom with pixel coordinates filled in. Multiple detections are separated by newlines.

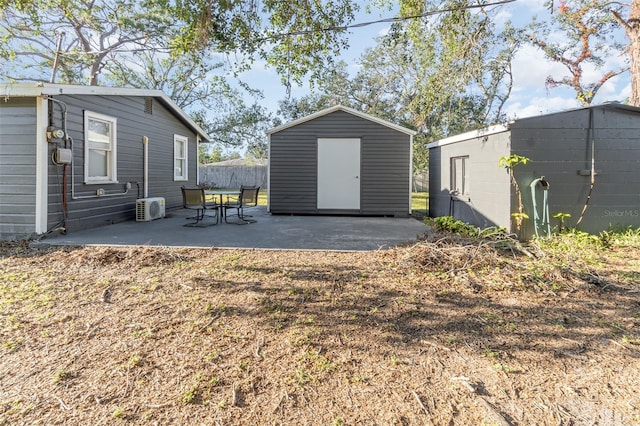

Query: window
left=174, top=135, right=188, bottom=181
left=84, top=111, right=117, bottom=184
left=450, top=156, right=469, bottom=195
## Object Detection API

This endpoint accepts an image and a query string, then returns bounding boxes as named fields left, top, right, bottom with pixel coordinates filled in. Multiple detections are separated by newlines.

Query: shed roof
left=267, top=105, right=417, bottom=136
left=0, top=82, right=210, bottom=142
left=426, top=102, right=640, bottom=149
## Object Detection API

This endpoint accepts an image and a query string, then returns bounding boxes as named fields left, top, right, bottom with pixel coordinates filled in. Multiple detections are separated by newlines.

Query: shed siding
left=46, top=94, right=199, bottom=232
left=0, top=98, right=38, bottom=239
left=429, top=132, right=512, bottom=228
left=270, top=110, right=411, bottom=216
left=511, top=107, right=640, bottom=237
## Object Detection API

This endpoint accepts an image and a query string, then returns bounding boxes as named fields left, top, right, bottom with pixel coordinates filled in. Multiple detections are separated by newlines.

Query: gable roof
left=0, top=82, right=210, bottom=142
left=267, top=105, right=417, bottom=136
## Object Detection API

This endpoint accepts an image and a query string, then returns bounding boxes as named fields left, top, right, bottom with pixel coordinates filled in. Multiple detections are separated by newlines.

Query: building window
left=450, top=156, right=469, bottom=195
left=174, top=135, right=188, bottom=181
left=84, top=111, right=117, bottom=184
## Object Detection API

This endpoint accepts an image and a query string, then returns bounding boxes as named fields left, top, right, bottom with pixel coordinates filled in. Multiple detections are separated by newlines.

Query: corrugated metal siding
left=270, top=110, right=411, bottom=216
left=511, top=107, right=640, bottom=237
left=0, top=98, right=37, bottom=239
left=429, top=132, right=512, bottom=229
left=47, top=94, right=199, bottom=233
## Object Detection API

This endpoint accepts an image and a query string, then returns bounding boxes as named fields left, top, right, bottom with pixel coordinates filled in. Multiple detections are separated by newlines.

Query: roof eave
left=426, top=124, right=510, bottom=149
left=267, top=105, right=417, bottom=136
left=1, top=82, right=210, bottom=142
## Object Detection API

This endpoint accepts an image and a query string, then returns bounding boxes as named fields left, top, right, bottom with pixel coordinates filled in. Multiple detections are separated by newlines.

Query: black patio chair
left=181, top=186, right=219, bottom=227
left=222, top=186, right=260, bottom=224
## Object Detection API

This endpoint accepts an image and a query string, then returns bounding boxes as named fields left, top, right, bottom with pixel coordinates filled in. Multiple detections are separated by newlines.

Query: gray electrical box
left=54, top=148, right=72, bottom=164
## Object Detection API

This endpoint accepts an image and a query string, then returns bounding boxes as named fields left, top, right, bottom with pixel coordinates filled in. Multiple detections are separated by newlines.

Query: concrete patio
left=39, top=207, right=428, bottom=251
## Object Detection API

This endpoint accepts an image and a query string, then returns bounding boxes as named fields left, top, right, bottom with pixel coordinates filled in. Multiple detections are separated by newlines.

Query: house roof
left=0, top=82, right=210, bottom=142
left=203, top=158, right=268, bottom=166
left=426, top=102, right=640, bottom=149
left=266, top=105, right=417, bottom=136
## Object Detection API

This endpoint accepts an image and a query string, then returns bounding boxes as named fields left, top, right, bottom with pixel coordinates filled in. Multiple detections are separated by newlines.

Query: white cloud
left=505, top=95, right=580, bottom=119
left=511, top=45, right=566, bottom=93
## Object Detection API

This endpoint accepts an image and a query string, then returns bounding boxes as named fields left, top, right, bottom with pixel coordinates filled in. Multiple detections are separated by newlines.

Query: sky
left=236, top=0, right=631, bottom=122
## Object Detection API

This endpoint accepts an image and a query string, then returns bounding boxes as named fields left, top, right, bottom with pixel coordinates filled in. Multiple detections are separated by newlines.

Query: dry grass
left=1, top=230, right=639, bottom=425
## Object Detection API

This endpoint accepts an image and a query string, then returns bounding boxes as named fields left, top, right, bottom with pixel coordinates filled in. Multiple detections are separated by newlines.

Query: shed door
left=317, top=138, right=360, bottom=209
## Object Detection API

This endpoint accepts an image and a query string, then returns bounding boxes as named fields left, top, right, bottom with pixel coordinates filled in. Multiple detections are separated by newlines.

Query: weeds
left=112, top=407, right=125, bottom=419
left=52, top=368, right=72, bottom=384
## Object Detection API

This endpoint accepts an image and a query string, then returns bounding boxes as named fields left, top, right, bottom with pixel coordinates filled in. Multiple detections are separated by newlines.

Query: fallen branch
left=412, top=391, right=430, bottom=417
left=477, top=396, right=512, bottom=426
left=255, top=336, right=265, bottom=359
left=231, top=382, right=239, bottom=407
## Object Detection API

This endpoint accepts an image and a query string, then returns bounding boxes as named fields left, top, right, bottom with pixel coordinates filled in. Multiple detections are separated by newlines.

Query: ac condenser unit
left=136, top=197, right=166, bottom=221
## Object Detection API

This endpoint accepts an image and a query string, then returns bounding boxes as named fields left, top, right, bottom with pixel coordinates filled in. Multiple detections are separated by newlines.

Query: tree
left=170, top=0, right=360, bottom=87
left=527, top=0, right=627, bottom=106
left=613, top=0, right=640, bottom=106
left=1, top=0, right=362, bottom=158
left=0, top=0, right=174, bottom=85
left=284, top=0, right=519, bottom=172
left=107, top=48, right=270, bottom=154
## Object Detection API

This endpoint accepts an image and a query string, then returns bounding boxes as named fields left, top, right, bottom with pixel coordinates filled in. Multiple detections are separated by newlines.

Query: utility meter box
left=54, top=148, right=73, bottom=164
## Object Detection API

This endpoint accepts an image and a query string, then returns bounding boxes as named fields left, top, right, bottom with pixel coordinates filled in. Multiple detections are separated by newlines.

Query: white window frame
left=174, top=134, right=188, bottom=181
left=84, top=111, right=117, bottom=184
left=450, top=156, right=469, bottom=196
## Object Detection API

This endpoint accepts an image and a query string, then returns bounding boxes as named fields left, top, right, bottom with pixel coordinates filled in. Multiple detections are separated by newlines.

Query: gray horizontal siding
left=0, top=98, right=37, bottom=239
left=46, top=94, right=199, bottom=233
left=270, top=110, right=411, bottom=216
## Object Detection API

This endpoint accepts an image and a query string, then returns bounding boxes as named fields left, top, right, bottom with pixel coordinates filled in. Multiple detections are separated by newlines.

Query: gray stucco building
left=427, top=103, right=640, bottom=239
left=0, top=83, right=208, bottom=240
left=267, top=105, right=416, bottom=217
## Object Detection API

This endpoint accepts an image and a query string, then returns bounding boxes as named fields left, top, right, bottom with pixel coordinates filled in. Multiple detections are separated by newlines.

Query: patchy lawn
left=1, top=228, right=639, bottom=425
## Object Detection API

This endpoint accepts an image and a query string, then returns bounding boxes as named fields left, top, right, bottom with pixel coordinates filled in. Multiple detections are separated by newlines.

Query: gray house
left=427, top=103, right=640, bottom=239
left=267, top=105, right=417, bottom=217
left=0, top=83, right=209, bottom=240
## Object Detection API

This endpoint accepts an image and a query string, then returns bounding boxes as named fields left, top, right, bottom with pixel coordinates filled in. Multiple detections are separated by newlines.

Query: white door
left=317, top=138, right=360, bottom=209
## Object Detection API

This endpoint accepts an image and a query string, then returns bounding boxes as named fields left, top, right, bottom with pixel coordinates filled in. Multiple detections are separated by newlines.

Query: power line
left=262, top=0, right=516, bottom=40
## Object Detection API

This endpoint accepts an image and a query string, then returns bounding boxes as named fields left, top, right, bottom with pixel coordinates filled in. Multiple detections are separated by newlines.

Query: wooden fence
left=200, top=164, right=427, bottom=192
left=199, top=164, right=268, bottom=189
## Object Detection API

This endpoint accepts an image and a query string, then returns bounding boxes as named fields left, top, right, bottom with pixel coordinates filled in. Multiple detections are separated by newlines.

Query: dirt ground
left=1, top=230, right=639, bottom=425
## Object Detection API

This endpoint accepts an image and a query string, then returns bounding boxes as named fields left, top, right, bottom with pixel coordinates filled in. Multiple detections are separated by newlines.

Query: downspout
left=267, top=133, right=271, bottom=213
left=575, top=108, right=596, bottom=228
left=409, top=133, right=414, bottom=215
left=142, top=136, right=149, bottom=198
left=35, top=96, right=49, bottom=234
left=196, top=134, right=201, bottom=185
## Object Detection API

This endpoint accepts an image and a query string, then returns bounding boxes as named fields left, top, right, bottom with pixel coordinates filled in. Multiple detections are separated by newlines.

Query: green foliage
left=0, top=0, right=175, bottom=85
left=277, top=0, right=520, bottom=173
left=52, top=368, right=72, bottom=384
left=171, top=0, right=359, bottom=87
left=552, top=212, right=572, bottom=232
left=430, top=216, right=508, bottom=239
left=112, top=407, right=125, bottom=419
left=499, top=154, right=531, bottom=232
left=499, top=154, right=529, bottom=169
left=411, top=192, right=429, bottom=220
left=511, top=212, right=529, bottom=221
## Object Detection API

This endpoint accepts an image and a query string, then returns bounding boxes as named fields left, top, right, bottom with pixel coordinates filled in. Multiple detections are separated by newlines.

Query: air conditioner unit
left=136, top=197, right=165, bottom=221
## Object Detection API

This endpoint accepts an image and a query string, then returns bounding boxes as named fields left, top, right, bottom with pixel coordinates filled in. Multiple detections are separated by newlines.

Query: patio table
left=205, top=189, right=241, bottom=221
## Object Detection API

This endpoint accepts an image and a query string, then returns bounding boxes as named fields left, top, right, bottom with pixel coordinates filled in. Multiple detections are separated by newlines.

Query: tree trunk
left=627, top=0, right=640, bottom=106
